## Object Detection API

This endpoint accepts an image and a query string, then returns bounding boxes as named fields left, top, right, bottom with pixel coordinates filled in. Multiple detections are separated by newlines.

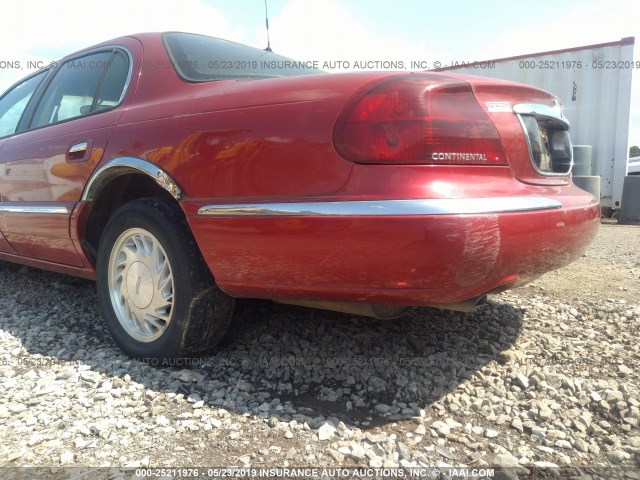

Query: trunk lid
left=464, top=76, right=572, bottom=185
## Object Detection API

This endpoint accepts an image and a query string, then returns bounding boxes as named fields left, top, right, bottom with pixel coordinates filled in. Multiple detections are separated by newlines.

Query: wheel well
left=83, top=173, right=178, bottom=261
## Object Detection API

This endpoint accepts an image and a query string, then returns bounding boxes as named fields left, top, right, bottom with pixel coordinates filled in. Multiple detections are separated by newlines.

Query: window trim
left=0, top=69, right=50, bottom=140
left=15, top=45, right=133, bottom=135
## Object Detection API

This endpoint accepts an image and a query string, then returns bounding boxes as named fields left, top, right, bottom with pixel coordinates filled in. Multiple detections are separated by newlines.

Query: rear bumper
left=186, top=189, right=600, bottom=305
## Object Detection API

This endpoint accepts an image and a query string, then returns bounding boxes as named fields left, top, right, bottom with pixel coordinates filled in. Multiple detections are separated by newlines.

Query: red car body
left=0, top=32, right=599, bottom=356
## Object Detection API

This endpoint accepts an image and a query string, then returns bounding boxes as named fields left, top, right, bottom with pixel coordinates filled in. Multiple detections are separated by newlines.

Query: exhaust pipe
left=275, top=300, right=410, bottom=319
left=428, top=295, right=488, bottom=313
left=276, top=294, right=487, bottom=318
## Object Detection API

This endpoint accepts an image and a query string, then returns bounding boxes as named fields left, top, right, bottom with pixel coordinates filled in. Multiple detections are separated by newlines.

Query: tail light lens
left=333, top=76, right=507, bottom=165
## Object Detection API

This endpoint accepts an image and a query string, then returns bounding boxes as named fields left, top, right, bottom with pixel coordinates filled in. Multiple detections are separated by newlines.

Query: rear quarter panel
left=103, top=38, right=397, bottom=199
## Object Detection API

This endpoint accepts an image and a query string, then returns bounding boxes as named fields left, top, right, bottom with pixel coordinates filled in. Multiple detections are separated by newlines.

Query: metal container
left=619, top=176, right=640, bottom=225
left=572, top=145, right=593, bottom=176
left=573, top=175, right=601, bottom=202
left=433, top=38, right=634, bottom=210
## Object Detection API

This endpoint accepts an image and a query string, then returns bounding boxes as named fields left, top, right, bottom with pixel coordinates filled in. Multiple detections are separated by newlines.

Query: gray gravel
left=0, top=224, right=639, bottom=479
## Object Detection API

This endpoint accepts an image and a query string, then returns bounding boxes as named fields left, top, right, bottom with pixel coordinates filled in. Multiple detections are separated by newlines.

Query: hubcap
left=108, top=228, right=174, bottom=342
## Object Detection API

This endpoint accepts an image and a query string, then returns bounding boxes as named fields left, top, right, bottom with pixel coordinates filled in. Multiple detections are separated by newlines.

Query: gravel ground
left=0, top=223, right=639, bottom=479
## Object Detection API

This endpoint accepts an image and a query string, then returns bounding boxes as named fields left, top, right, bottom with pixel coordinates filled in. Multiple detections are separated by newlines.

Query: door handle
left=66, top=141, right=90, bottom=162
left=69, top=141, right=88, bottom=154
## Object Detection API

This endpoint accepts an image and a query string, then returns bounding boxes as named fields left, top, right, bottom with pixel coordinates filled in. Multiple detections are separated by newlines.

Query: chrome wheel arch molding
left=81, top=157, right=183, bottom=202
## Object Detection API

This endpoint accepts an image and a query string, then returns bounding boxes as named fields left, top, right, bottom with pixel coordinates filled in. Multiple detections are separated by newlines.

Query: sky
left=0, top=0, right=638, bottom=147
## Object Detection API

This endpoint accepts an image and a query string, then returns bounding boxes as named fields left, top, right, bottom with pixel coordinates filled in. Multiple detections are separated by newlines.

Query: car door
left=0, top=69, right=50, bottom=254
left=0, top=46, right=133, bottom=266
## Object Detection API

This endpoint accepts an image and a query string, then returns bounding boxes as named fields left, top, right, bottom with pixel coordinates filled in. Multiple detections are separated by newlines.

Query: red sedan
left=0, top=32, right=599, bottom=359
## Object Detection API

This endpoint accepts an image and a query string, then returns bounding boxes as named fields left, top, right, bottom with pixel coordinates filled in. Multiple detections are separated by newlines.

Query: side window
left=95, top=51, right=129, bottom=111
left=0, top=71, right=47, bottom=137
left=30, top=50, right=129, bottom=128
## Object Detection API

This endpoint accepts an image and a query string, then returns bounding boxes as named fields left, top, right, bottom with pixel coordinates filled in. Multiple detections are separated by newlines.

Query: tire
left=96, top=198, right=234, bottom=360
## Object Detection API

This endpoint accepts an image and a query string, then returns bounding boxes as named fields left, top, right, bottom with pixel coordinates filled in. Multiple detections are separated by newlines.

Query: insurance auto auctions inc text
left=134, top=467, right=496, bottom=479
left=259, top=60, right=496, bottom=70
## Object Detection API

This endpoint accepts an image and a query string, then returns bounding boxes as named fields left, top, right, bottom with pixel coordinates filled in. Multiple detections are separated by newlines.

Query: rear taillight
left=333, top=76, right=507, bottom=165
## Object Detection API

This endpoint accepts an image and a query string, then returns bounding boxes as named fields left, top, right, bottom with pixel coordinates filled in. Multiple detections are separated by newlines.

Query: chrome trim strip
left=82, top=157, right=182, bottom=201
left=513, top=102, right=570, bottom=128
left=197, top=197, right=562, bottom=217
left=115, top=47, right=134, bottom=104
left=0, top=205, right=69, bottom=214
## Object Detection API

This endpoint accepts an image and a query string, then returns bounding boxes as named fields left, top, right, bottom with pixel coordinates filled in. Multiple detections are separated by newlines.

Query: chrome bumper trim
left=197, top=197, right=562, bottom=217
left=0, top=205, right=69, bottom=214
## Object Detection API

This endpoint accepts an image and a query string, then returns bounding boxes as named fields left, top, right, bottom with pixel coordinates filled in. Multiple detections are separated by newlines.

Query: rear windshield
left=163, top=32, right=323, bottom=82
